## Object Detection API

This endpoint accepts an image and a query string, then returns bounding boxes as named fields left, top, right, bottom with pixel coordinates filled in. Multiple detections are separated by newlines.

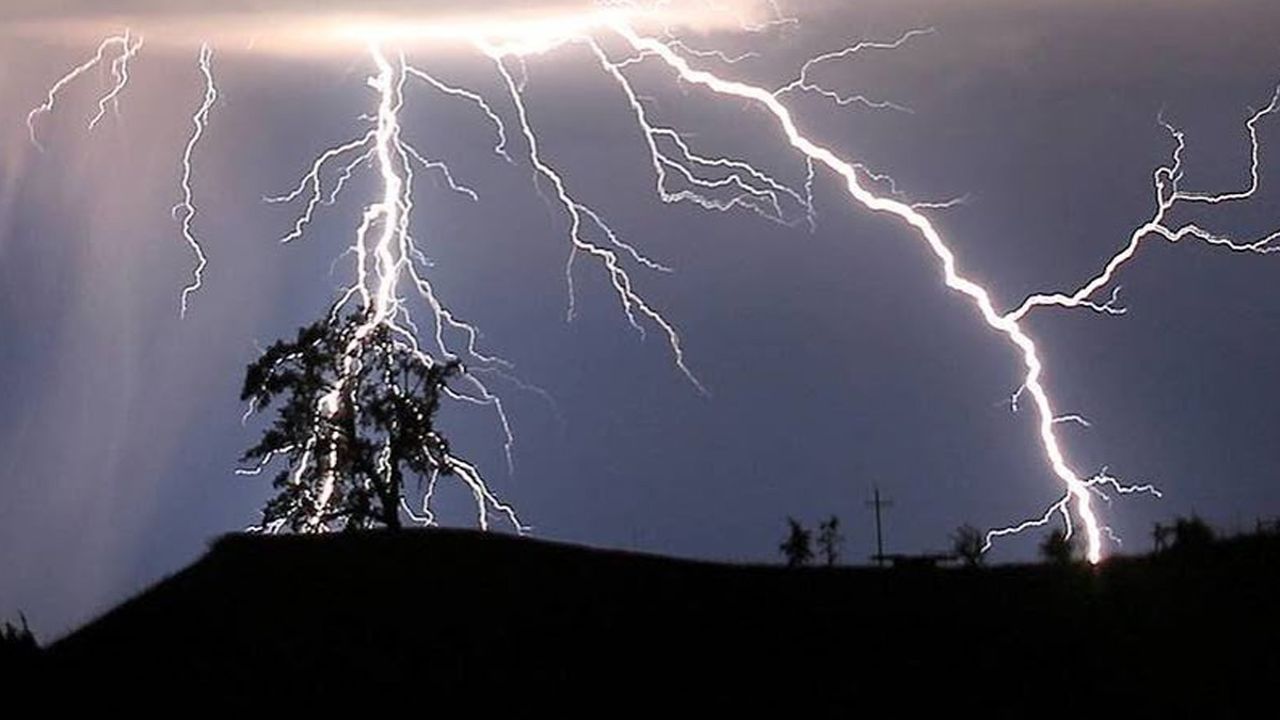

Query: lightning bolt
left=589, top=37, right=816, bottom=229
left=26, top=30, right=140, bottom=150
left=605, top=21, right=1230, bottom=564
left=87, top=30, right=143, bottom=132
left=174, top=44, right=218, bottom=318
left=774, top=27, right=934, bottom=114
left=262, top=45, right=530, bottom=531
left=1007, top=88, right=1280, bottom=323
left=479, top=38, right=706, bottom=392
left=24, top=3, right=1278, bottom=559
left=402, top=64, right=515, bottom=165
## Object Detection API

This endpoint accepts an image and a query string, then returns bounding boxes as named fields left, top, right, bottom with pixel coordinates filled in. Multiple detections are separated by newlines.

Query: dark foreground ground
left=16, top=529, right=1280, bottom=710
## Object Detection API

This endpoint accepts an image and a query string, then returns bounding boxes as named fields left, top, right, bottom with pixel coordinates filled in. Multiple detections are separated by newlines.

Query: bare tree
left=817, top=515, right=844, bottom=566
left=952, top=523, right=985, bottom=567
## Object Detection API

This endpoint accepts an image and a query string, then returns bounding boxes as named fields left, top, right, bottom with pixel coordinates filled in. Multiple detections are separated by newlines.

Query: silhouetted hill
left=39, top=530, right=1280, bottom=710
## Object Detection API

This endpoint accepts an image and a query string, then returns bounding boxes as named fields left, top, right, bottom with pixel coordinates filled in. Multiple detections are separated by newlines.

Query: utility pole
left=866, top=485, right=892, bottom=567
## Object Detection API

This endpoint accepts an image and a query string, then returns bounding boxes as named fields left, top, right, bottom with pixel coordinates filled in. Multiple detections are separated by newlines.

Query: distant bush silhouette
left=240, top=312, right=471, bottom=532
left=780, top=517, right=813, bottom=567
left=951, top=524, right=985, bottom=567
left=817, top=516, right=844, bottom=566
left=1171, top=516, right=1215, bottom=552
left=1039, top=528, right=1077, bottom=565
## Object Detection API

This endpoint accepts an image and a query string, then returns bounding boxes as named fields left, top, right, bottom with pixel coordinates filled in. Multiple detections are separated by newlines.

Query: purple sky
left=3, top=0, right=1279, bottom=639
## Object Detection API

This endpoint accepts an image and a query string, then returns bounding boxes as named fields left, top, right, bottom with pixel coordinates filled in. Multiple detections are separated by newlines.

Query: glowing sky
left=1, top=0, right=760, bottom=56
left=1, top=0, right=1278, bottom=637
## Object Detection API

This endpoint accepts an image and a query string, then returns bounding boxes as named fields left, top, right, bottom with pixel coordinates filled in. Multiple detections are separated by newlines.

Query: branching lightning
left=774, top=27, right=934, bottom=114
left=606, top=23, right=1126, bottom=563
left=87, top=30, right=144, bottom=133
left=265, top=45, right=528, bottom=530
left=21, top=1, right=1279, bottom=559
left=1007, top=89, right=1280, bottom=324
left=481, top=37, right=705, bottom=392
left=402, top=64, right=515, bottom=165
left=598, top=19, right=1269, bottom=564
left=26, top=30, right=141, bottom=151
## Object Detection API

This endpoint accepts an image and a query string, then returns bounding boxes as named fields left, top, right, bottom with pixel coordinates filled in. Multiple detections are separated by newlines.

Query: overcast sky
left=2, top=0, right=1279, bottom=638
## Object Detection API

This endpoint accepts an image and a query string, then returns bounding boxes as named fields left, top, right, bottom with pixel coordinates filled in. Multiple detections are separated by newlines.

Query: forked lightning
left=23, top=2, right=1279, bottom=560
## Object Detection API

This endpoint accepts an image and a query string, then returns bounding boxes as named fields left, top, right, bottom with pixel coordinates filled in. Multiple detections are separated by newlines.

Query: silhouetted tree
left=0, top=614, right=39, bottom=671
left=952, top=523, right=985, bottom=567
left=241, top=312, right=465, bottom=532
left=1171, top=515, right=1215, bottom=552
left=779, top=517, right=813, bottom=568
left=1039, top=528, right=1077, bottom=565
left=1152, top=522, right=1172, bottom=553
left=816, top=515, right=844, bottom=566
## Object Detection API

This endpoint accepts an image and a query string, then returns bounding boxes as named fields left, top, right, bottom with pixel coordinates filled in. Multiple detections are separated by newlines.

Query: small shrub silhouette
left=952, top=524, right=985, bottom=567
left=1039, top=528, right=1076, bottom=565
left=0, top=614, right=40, bottom=676
left=1171, top=516, right=1215, bottom=553
left=817, top=515, right=844, bottom=567
left=780, top=517, right=813, bottom=568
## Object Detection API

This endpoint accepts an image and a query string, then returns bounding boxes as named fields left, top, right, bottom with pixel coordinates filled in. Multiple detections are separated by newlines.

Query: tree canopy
left=951, top=523, right=985, bottom=567
left=780, top=517, right=814, bottom=568
left=240, top=312, right=471, bottom=532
